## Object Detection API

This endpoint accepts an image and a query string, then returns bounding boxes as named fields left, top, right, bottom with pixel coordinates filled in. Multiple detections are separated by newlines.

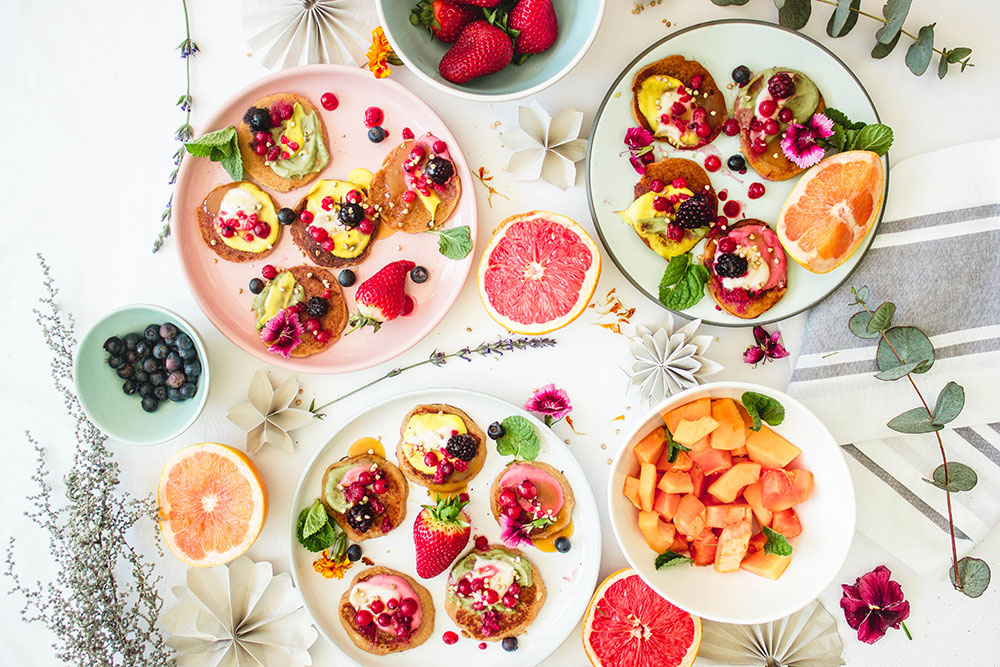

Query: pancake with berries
left=197, top=182, right=280, bottom=262
left=702, top=219, right=788, bottom=319
left=631, top=55, right=728, bottom=149
left=238, top=93, right=330, bottom=192
left=251, top=265, right=347, bottom=358
left=339, top=566, right=434, bottom=655
left=396, top=404, right=487, bottom=493
left=369, top=133, right=461, bottom=233
left=490, top=460, right=574, bottom=543
left=616, top=158, right=718, bottom=260
left=733, top=67, right=827, bottom=181
left=445, top=543, right=546, bottom=642
left=290, top=168, right=380, bottom=268
left=322, top=453, right=408, bottom=542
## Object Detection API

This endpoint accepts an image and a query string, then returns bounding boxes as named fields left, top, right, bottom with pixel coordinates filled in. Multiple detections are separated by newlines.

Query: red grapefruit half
left=583, top=569, right=701, bottom=667
left=477, top=210, right=601, bottom=334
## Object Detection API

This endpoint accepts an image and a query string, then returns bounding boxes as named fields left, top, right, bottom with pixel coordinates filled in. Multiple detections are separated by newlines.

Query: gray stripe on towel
left=955, top=425, right=1000, bottom=468
left=841, top=443, right=971, bottom=540
left=878, top=202, right=1000, bottom=234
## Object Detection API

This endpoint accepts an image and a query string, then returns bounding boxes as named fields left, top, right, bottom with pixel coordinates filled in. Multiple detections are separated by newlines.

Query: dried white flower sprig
left=504, top=102, right=588, bottom=190
left=227, top=371, right=316, bottom=454
left=621, top=317, right=723, bottom=405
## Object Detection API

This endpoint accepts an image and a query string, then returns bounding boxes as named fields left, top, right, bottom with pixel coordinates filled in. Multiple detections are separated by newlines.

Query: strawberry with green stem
left=439, top=19, right=514, bottom=84
left=413, top=494, right=472, bottom=578
left=510, top=0, right=558, bottom=59
left=410, top=0, right=481, bottom=43
left=347, top=259, right=416, bottom=334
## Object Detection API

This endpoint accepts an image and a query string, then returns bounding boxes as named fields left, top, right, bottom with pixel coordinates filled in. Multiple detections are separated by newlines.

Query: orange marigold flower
left=313, top=550, right=351, bottom=579
left=367, top=27, right=396, bottom=79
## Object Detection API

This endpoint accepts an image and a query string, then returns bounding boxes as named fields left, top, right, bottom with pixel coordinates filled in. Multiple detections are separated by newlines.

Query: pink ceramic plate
left=173, top=65, right=477, bottom=373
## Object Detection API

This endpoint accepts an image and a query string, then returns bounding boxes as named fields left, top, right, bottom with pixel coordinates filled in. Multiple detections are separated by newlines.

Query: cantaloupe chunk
left=705, top=503, right=752, bottom=529
left=653, top=491, right=681, bottom=521
left=671, top=533, right=689, bottom=553
left=748, top=531, right=767, bottom=553
left=736, top=403, right=755, bottom=435
left=688, top=435, right=711, bottom=452
left=659, top=520, right=676, bottom=548
left=623, top=475, right=642, bottom=509
left=772, top=508, right=802, bottom=538
left=638, top=511, right=672, bottom=553
left=633, top=426, right=667, bottom=465
left=715, top=520, right=752, bottom=572
left=761, top=469, right=813, bottom=511
left=742, top=481, right=773, bottom=527
left=689, top=447, right=732, bottom=476
left=709, top=398, right=747, bottom=450
left=707, top=462, right=762, bottom=503
left=690, top=528, right=719, bottom=566
left=673, top=416, right=720, bottom=447
left=790, top=469, right=814, bottom=503
left=746, top=426, right=802, bottom=468
left=663, top=397, right=711, bottom=433
left=674, top=494, right=707, bottom=538
left=638, top=463, right=657, bottom=512
left=657, top=448, right=693, bottom=472
left=741, top=550, right=792, bottom=580
left=731, top=445, right=748, bottom=457
left=690, top=463, right=706, bottom=497
left=657, top=471, right=694, bottom=495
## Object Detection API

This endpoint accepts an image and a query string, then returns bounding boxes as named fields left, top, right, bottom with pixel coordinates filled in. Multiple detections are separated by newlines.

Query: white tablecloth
left=2, top=1, right=999, bottom=665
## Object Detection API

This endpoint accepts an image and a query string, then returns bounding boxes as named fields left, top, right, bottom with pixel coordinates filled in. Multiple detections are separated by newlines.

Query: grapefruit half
left=478, top=210, right=601, bottom=334
left=583, top=569, right=701, bottom=667
left=158, top=442, right=268, bottom=567
left=777, top=150, right=885, bottom=274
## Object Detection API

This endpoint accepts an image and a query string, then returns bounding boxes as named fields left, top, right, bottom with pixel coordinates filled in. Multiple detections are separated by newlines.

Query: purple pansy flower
left=525, top=384, right=572, bottom=426
left=840, top=565, right=911, bottom=644
left=499, top=514, right=533, bottom=548
left=780, top=113, right=835, bottom=168
left=743, top=326, right=789, bottom=366
left=260, top=308, right=303, bottom=358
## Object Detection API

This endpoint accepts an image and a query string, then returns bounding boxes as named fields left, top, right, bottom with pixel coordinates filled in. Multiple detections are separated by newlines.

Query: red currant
left=261, top=264, right=277, bottom=280
left=358, top=219, right=374, bottom=235
left=778, top=107, right=794, bottom=123
left=373, top=478, right=389, bottom=494
left=432, top=140, right=447, bottom=154
left=704, top=154, right=721, bottom=172
left=314, top=330, right=330, bottom=344
left=400, top=598, right=418, bottom=616
left=355, top=610, right=373, bottom=626
left=299, top=210, right=314, bottom=224
left=718, top=237, right=737, bottom=254
left=722, top=119, right=740, bottom=136
left=364, top=106, right=383, bottom=127
left=370, top=599, right=385, bottom=614
left=320, top=92, right=338, bottom=110
left=748, top=182, right=766, bottom=199
left=758, top=99, right=777, bottom=117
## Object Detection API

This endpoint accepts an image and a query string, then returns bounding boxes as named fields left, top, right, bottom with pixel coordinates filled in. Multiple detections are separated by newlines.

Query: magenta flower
left=780, top=113, right=834, bottom=168
left=260, top=308, right=303, bottom=358
left=525, top=384, right=572, bottom=426
left=499, top=514, right=533, bottom=548
left=743, top=326, right=789, bottom=366
left=840, top=565, right=911, bottom=644
left=623, top=127, right=655, bottom=174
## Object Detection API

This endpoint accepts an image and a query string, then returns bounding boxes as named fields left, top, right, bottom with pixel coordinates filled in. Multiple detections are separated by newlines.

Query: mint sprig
left=663, top=426, right=690, bottom=464
left=763, top=526, right=793, bottom=556
left=741, top=391, right=785, bottom=431
left=184, top=126, right=243, bottom=182
left=296, top=499, right=341, bottom=553
left=655, top=550, right=694, bottom=569
left=496, top=415, right=541, bottom=461
left=658, top=254, right=709, bottom=310
left=429, top=226, right=472, bottom=259
left=821, top=108, right=894, bottom=156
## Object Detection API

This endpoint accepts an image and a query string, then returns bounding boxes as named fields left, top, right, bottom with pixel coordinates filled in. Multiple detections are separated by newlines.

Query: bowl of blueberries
left=73, top=304, right=210, bottom=445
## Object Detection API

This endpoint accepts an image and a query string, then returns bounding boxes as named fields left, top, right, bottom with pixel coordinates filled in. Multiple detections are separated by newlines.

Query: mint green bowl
left=376, top=0, right=605, bottom=101
left=73, top=304, right=210, bottom=445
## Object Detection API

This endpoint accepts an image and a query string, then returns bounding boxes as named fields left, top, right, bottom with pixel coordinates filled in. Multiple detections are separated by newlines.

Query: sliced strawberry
left=347, top=260, right=416, bottom=334
left=413, top=494, right=471, bottom=578
left=439, top=20, right=513, bottom=84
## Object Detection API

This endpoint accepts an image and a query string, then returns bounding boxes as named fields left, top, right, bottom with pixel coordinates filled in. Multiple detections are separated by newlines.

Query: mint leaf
left=655, top=550, right=694, bottom=569
left=430, top=226, right=472, bottom=259
left=296, top=505, right=339, bottom=552
left=852, top=124, right=894, bottom=155
left=822, top=107, right=853, bottom=128
left=185, top=126, right=245, bottom=182
left=496, top=415, right=540, bottom=461
left=659, top=253, right=690, bottom=288
left=186, top=126, right=237, bottom=149
left=303, top=499, right=329, bottom=539
left=220, top=149, right=243, bottom=182
left=658, top=257, right=708, bottom=310
left=664, top=426, right=690, bottom=464
left=763, top=526, right=793, bottom=556
left=741, top=392, right=785, bottom=431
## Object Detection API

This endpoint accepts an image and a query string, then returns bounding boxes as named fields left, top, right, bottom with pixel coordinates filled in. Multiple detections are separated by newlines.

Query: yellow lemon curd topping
left=303, top=168, right=375, bottom=259
left=216, top=182, right=279, bottom=252
left=637, top=75, right=702, bottom=147
left=616, top=184, right=704, bottom=259
left=402, top=413, right=467, bottom=474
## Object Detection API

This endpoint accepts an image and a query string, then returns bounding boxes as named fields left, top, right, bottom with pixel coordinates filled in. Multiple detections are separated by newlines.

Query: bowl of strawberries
left=377, top=0, right=605, bottom=101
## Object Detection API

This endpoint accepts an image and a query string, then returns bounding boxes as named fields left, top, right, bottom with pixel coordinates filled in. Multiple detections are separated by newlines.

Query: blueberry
left=117, top=365, right=135, bottom=379
left=142, top=357, right=160, bottom=373
left=166, top=371, right=186, bottom=389
left=122, top=379, right=137, bottom=395
left=487, top=421, right=505, bottom=440
left=176, top=333, right=194, bottom=351
left=184, top=360, right=202, bottom=378
left=338, top=269, right=356, bottom=287
left=134, top=370, right=149, bottom=383
left=249, top=277, right=265, bottom=294
left=125, top=350, right=140, bottom=364
left=123, top=333, right=141, bottom=350
left=107, top=354, right=125, bottom=369
left=159, top=323, right=179, bottom=340
left=138, top=382, right=154, bottom=397
left=144, top=324, right=161, bottom=342
left=727, top=154, right=746, bottom=171
left=165, top=352, right=182, bottom=372
left=338, top=202, right=365, bottom=227
left=409, top=266, right=429, bottom=284
left=180, top=382, right=198, bottom=400
left=103, top=336, right=123, bottom=355
left=178, top=345, right=197, bottom=360
left=346, top=544, right=362, bottom=562
left=367, top=126, right=386, bottom=143
left=276, top=207, right=297, bottom=226
left=153, top=342, right=169, bottom=360
left=168, top=386, right=184, bottom=402
left=150, top=371, right=167, bottom=386
left=141, top=395, right=159, bottom=413
left=501, top=637, right=518, bottom=652
left=153, top=385, right=168, bottom=401
left=554, top=536, right=571, bottom=553
left=249, top=107, right=271, bottom=133
left=135, top=341, right=151, bottom=357
left=732, top=65, right=751, bottom=85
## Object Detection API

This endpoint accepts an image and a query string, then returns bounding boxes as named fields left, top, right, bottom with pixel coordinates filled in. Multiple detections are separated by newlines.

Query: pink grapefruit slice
left=158, top=442, right=267, bottom=567
left=477, top=210, right=601, bottom=334
left=583, top=568, right=701, bottom=667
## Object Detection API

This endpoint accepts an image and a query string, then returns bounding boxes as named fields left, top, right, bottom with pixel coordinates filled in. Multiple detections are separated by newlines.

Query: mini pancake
left=237, top=93, right=329, bottom=192
left=369, top=137, right=461, bottom=233
left=489, top=461, right=575, bottom=540
left=395, top=403, right=487, bottom=493
left=290, top=173, right=379, bottom=269
left=339, top=566, right=434, bottom=655
left=631, top=55, right=728, bottom=149
left=254, top=265, right=347, bottom=358
left=321, top=453, right=408, bottom=542
left=197, top=182, right=279, bottom=262
left=702, top=219, right=788, bottom=319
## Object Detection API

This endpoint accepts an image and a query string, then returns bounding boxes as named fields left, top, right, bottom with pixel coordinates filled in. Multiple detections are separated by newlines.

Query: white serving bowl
left=607, top=381, right=855, bottom=624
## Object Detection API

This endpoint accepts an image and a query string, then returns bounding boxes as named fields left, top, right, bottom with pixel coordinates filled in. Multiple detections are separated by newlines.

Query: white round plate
left=586, top=19, right=889, bottom=326
left=289, top=388, right=601, bottom=666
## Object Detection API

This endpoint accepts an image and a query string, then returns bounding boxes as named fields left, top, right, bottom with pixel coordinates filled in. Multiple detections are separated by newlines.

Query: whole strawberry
left=510, top=0, right=558, bottom=54
left=413, top=494, right=471, bottom=578
left=410, top=0, right=480, bottom=43
left=455, top=0, right=503, bottom=5
left=439, top=20, right=513, bottom=84
left=347, top=260, right=416, bottom=333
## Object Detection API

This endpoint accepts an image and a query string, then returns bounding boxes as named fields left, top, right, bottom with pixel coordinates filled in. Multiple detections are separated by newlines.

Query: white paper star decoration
left=227, top=371, right=315, bottom=454
left=620, top=317, right=723, bottom=405
left=504, top=102, right=589, bottom=190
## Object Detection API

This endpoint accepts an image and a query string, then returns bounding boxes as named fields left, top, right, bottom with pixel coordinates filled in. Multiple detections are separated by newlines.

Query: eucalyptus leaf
left=827, top=0, right=860, bottom=37
left=947, top=47, right=972, bottom=62
left=866, top=302, right=896, bottom=333
left=951, top=557, right=991, bottom=598
left=875, top=0, right=912, bottom=44
left=938, top=52, right=950, bottom=80
left=887, top=407, right=942, bottom=434
left=924, top=462, right=978, bottom=492
left=849, top=312, right=880, bottom=339
left=778, top=0, right=812, bottom=30
left=853, top=285, right=869, bottom=303
left=905, top=23, right=935, bottom=75
left=876, top=326, right=934, bottom=375
left=872, top=30, right=902, bottom=58
left=932, top=381, right=965, bottom=424
left=712, top=0, right=750, bottom=4
left=874, top=360, right=922, bottom=381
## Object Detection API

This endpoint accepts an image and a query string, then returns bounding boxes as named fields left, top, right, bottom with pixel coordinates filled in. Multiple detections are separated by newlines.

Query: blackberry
left=715, top=253, right=749, bottom=278
left=767, top=72, right=795, bottom=99
left=424, top=157, right=454, bottom=185
left=346, top=503, right=375, bottom=533
left=731, top=65, right=751, bottom=85
left=338, top=202, right=365, bottom=226
left=305, top=296, right=329, bottom=318
left=446, top=434, right=479, bottom=462
left=674, top=194, right=711, bottom=229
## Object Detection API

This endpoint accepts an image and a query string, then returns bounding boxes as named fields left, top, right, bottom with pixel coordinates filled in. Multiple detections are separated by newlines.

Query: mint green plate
left=376, top=0, right=605, bottom=101
left=73, top=304, right=210, bottom=445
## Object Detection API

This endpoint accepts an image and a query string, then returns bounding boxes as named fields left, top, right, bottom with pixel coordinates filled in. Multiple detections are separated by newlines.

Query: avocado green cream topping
left=321, top=464, right=353, bottom=513
left=447, top=549, right=533, bottom=612
left=738, top=68, right=820, bottom=124
left=268, top=103, right=329, bottom=179
left=251, top=271, right=305, bottom=330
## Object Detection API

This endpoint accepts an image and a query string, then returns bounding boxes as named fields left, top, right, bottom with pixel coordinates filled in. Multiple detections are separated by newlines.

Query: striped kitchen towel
left=786, top=139, right=1000, bottom=578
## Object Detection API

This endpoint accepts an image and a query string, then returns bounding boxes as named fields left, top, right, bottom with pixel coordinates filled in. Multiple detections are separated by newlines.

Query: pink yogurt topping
left=402, top=133, right=453, bottom=191
left=499, top=463, right=564, bottom=516
left=355, top=574, right=423, bottom=631
left=339, top=464, right=368, bottom=488
left=715, top=223, right=787, bottom=291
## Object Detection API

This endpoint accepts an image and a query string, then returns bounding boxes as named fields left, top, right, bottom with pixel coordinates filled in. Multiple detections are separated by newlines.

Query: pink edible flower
left=499, top=514, right=533, bottom=548
left=623, top=127, right=656, bottom=174
left=524, top=384, right=572, bottom=426
left=743, top=325, right=789, bottom=366
left=840, top=565, right=911, bottom=644
left=260, top=308, right=303, bottom=358
left=780, top=113, right=834, bottom=168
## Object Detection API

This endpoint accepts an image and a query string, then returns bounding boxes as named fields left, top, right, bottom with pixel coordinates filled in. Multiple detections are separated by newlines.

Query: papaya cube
left=653, top=491, right=681, bottom=521
left=761, top=469, right=813, bottom=511
left=633, top=426, right=667, bottom=465
left=673, top=416, right=720, bottom=447
left=707, top=462, right=762, bottom=503
left=772, top=508, right=802, bottom=538
left=688, top=435, right=711, bottom=452
left=690, top=528, right=719, bottom=566
left=742, top=481, right=773, bottom=527
left=689, top=447, right=732, bottom=476
left=674, top=494, right=707, bottom=538
left=790, top=469, right=814, bottom=503
left=659, top=520, right=677, bottom=548
left=748, top=530, right=767, bottom=553
left=731, top=445, right=748, bottom=457
left=746, top=426, right=802, bottom=468
left=657, top=448, right=692, bottom=472
left=638, top=463, right=657, bottom=512
left=690, top=463, right=706, bottom=497
left=663, top=397, right=711, bottom=433
left=671, top=533, right=690, bottom=553
left=741, top=550, right=792, bottom=580
left=623, top=475, right=642, bottom=509
left=709, top=399, right=747, bottom=450
left=705, top=503, right=752, bottom=529
left=657, top=471, right=694, bottom=495
left=638, top=511, right=672, bottom=553
left=715, top=520, right=752, bottom=572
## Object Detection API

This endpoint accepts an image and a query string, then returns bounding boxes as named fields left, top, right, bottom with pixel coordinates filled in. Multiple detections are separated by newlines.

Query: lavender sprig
left=309, top=337, right=558, bottom=417
left=153, top=0, right=197, bottom=253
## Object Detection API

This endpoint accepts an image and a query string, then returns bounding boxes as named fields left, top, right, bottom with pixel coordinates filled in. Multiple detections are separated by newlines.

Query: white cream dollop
left=719, top=244, right=770, bottom=291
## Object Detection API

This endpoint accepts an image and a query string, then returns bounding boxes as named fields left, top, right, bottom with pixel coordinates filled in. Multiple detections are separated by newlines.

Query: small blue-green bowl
left=73, top=304, right=210, bottom=445
left=376, top=0, right=605, bottom=101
